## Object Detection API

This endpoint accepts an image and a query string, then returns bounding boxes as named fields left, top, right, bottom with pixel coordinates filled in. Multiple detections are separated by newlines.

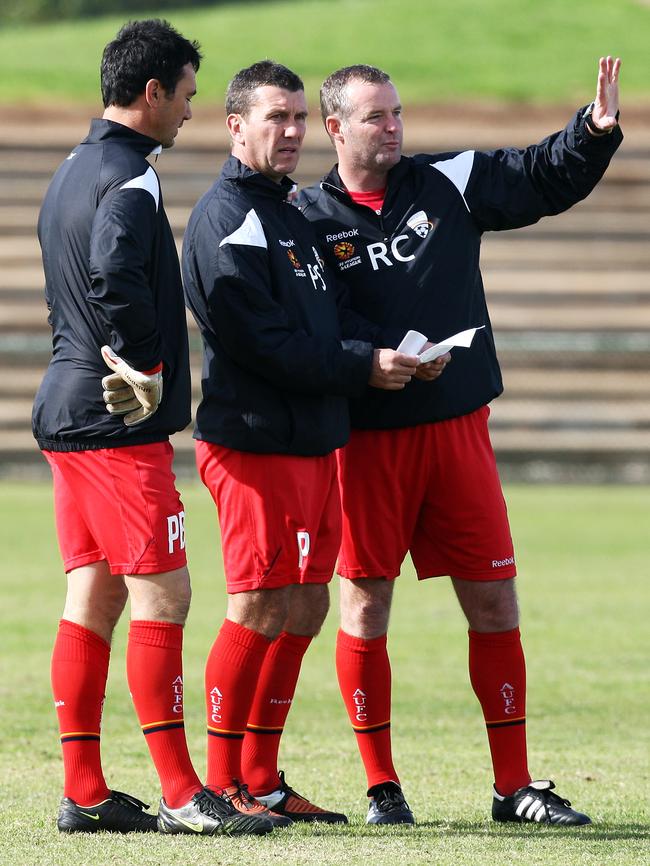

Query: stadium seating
left=1, top=107, right=648, bottom=480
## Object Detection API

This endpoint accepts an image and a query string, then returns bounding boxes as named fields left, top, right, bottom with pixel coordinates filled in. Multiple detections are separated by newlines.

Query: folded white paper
left=395, top=330, right=429, bottom=355
left=397, top=326, right=485, bottom=363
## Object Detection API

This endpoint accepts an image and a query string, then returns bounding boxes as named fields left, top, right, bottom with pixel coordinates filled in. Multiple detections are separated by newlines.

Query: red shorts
left=43, top=442, right=187, bottom=576
left=196, top=441, right=341, bottom=593
left=337, top=406, right=516, bottom=582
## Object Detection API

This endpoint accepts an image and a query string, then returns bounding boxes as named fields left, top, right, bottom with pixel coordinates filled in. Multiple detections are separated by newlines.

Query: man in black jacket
left=182, top=60, right=419, bottom=827
left=35, top=21, right=271, bottom=838
left=297, top=58, right=622, bottom=825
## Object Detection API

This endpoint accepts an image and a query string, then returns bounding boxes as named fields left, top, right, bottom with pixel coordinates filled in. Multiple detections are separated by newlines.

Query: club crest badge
left=407, top=210, right=438, bottom=239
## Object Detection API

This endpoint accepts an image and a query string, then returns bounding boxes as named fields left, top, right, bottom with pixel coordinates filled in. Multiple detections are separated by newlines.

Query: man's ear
left=227, top=113, right=245, bottom=143
left=144, top=78, right=164, bottom=108
left=325, top=115, right=344, bottom=143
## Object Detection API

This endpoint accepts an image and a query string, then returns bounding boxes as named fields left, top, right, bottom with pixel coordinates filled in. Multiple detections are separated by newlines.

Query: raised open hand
left=590, top=56, right=621, bottom=132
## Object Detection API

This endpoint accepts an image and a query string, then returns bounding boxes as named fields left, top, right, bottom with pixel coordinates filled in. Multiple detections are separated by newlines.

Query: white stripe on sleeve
left=431, top=150, right=475, bottom=212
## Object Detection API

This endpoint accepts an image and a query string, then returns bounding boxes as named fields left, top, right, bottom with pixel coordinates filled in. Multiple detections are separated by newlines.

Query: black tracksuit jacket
left=33, top=119, right=191, bottom=451
left=182, top=156, right=378, bottom=456
left=297, top=107, right=623, bottom=430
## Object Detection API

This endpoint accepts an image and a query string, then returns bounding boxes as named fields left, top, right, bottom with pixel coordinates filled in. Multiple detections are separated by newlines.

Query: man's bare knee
left=283, top=583, right=330, bottom=636
left=452, top=576, right=519, bottom=632
left=125, top=566, right=192, bottom=624
left=227, top=586, right=292, bottom=639
left=339, top=577, right=394, bottom=639
left=63, top=561, right=128, bottom=642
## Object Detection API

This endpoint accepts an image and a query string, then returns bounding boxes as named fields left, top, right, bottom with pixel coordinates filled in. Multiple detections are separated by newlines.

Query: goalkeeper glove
left=101, top=345, right=163, bottom=427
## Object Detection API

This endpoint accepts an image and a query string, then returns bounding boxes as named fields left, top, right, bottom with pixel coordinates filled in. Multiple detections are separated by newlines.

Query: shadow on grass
left=298, top=821, right=650, bottom=841
left=403, top=821, right=650, bottom=840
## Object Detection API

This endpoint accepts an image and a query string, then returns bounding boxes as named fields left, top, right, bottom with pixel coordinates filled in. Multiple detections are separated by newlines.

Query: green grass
left=1, top=0, right=649, bottom=106
left=1, top=482, right=648, bottom=865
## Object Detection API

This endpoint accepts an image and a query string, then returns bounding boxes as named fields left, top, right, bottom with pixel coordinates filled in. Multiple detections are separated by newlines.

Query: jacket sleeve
left=88, top=183, right=162, bottom=372
left=332, top=274, right=407, bottom=350
left=432, top=106, right=623, bottom=233
left=188, top=207, right=373, bottom=397
left=332, top=271, right=381, bottom=343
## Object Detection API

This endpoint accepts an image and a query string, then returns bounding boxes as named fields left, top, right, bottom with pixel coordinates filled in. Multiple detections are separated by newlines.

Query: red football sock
left=468, top=627, right=531, bottom=795
left=242, top=631, right=312, bottom=795
left=51, top=619, right=111, bottom=805
left=336, top=629, right=398, bottom=791
left=205, top=619, right=272, bottom=790
left=127, top=620, right=202, bottom=809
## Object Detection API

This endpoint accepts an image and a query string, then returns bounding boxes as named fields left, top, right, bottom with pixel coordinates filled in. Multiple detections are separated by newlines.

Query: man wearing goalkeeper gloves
left=33, top=21, right=271, bottom=838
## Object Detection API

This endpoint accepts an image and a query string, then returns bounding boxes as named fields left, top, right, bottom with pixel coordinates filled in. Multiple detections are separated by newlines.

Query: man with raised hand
left=34, top=20, right=271, bottom=837
left=297, top=58, right=622, bottom=825
left=182, top=60, right=416, bottom=828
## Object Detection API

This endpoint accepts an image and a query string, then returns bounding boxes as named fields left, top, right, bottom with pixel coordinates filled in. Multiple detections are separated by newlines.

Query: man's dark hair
left=226, top=60, right=303, bottom=117
left=101, top=19, right=202, bottom=108
left=320, top=64, right=391, bottom=123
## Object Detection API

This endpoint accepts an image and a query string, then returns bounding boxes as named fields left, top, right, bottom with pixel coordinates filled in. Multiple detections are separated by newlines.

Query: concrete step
left=3, top=365, right=646, bottom=403
left=0, top=265, right=45, bottom=291
left=1, top=297, right=648, bottom=332
left=0, top=301, right=197, bottom=331
left=4, top=197, right=649, bottom=235
left=3, top=277, right=649, bottom=308
left=3, top=150, right=650, bottom=205
left=489, top=427, right=650, bottom=452
left=6, top=396, right=647, bottom=427
left=6, top=425, right=649, bottom=460
left=2, top=102, right=648, bottom=147
left=482, top=238, right=650, bottom=268
left=2, top=331, right=649, bottom=363
left=3, top=238, right=649, bottom=283
left=6, top=175, right=638, bottom=211
left=484, top=270, right=650, bottom=295
left=4, top=133, right=647, bottom=168
left=489, top=302, right=650, bottom=330
left=2, top=268, right=649, bottom=306
left=502, top=367, right=650, bottom=397
left=490, top=398, right=650, bottom=427
left=0, top=219, right=650, bottom=260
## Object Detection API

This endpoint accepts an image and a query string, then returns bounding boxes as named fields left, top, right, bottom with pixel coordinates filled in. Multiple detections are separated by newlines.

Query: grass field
left=1, top=0, right=649, bottom=105
left=0, top=481, right=648, bottom=865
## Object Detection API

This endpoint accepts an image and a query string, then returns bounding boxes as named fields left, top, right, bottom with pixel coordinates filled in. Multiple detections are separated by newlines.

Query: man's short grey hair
left=319, top=64, right=391, bottom=123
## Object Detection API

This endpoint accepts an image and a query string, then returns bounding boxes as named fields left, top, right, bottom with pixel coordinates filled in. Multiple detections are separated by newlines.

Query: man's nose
left=284, top=119, right=304, bottom=137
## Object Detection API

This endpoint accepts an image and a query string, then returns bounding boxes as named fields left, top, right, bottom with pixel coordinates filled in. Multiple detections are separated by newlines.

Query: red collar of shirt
left=347, top=187, right=386, bottom=214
